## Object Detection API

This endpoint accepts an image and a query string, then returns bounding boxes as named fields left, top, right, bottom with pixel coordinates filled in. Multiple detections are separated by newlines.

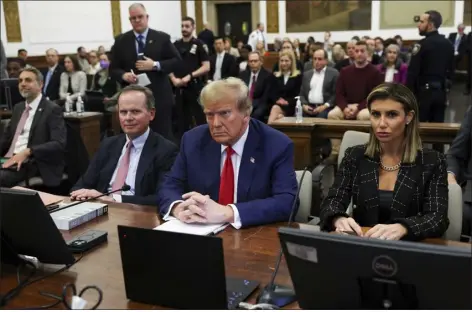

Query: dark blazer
left=209, top=53, right=238, bottom=80
left=239, top=68, right=271, bottom=120
left=320, top=145, right=449, bottom=240
left=447, top=106, right=472, bottom=202
left=448, top=32, right=468, bottom=55
left=197, top=28, right=215, bottom=55
left=41, top=65, right=64, bottom=101
left=110, top=29, right=181, bottom=140
left=157, top=119, right=298, bottom=227
left=299, top=67, right=339, bottom=107
left=0, top=97, right=66, bottom=186
left=334, top=58, right=352, bottom=72
left=71, top=131, right=178, bottom=206
left=376, top=62, right=408, bottom=85
left=269, top=73, right=303, bottom=117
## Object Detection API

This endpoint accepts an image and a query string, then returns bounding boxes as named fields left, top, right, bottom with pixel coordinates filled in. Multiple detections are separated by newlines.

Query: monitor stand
left=358, top=277, right=418, bottom=309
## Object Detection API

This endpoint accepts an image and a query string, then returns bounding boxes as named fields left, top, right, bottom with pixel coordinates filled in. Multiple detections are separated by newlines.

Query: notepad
left=154, top=219, right=228, bottom=236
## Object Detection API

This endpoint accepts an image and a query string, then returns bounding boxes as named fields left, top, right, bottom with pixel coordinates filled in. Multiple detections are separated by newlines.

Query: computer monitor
left=278, top=227, right=472, bottom=310
left=0, top=188, right=75, bottom=266
left=0, top=78, right=22, bottom=110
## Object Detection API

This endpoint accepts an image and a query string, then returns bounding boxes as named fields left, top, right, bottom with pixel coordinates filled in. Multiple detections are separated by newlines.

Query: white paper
left=154, top=219, right=228, bottom=236
left=136, top=73, right=151, bottom=87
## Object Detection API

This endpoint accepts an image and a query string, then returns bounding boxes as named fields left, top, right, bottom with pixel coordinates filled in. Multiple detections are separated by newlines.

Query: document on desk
left=154, top=219, right=228, bottom=236
left=136, top=73, right=151, bottom=87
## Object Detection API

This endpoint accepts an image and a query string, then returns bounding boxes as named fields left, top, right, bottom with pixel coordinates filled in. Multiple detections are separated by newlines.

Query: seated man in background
left=209, top=37, right=238, bottom=81
left=238, top=51, right=271, bottom=121
left=157, top=77, right=298, bottom=228
left=70, top=85, right=178, bottom=206
left=299, top=49, right=339, bottom=119
left=42, top=48, right=64, bottom=102
left=328, top=40, right=384, bottom=156
left=447, top=106, right=472, bottom=237
left=0, top=67, right=66, bottom=187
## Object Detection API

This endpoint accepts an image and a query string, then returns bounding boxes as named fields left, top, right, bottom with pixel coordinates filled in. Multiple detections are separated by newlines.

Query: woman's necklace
left=380, top=158, right=401, bottom=171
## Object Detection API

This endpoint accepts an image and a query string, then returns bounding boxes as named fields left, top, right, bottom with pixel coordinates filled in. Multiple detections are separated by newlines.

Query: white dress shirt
left=384, top=67, right=395, bottom=83
left=164, top=125, right=250, bottom=229
left=213, top=52, right=225, bottom=81
left=109, top=128, right=150, bottom=202
left=283, top=72, right=290, bottom=84
left=14, top=94, right=42, bottom=154
left=308, top=67, right=326, bottom=104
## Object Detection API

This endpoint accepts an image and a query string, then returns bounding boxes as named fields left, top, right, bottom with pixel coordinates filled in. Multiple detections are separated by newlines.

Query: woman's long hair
left=365, top=83, right=422, bottom=163
left=274, top=50, right=300, bottom=78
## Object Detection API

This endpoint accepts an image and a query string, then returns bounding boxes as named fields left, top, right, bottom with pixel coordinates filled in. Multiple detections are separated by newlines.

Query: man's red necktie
left=249, top=75, right=256, bottom=99
left=218, top=146, right=234, bottom=205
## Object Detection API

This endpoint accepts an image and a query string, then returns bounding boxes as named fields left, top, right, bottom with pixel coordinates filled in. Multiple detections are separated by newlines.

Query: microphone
left=256, top=167, right=309, bottom=308
left=48, top=184, right=131, bottom=214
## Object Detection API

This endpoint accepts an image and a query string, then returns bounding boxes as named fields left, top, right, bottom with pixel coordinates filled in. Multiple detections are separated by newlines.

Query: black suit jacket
left=320, top=145, right=449, bottom=240
left=239, top=68, right=271, bottom=120
left=334, top=58, right=352, bottom=72
left=448, top=32, right=468, bottom=55
left=447, top=106, right=472, bottom=202
left=0, top=97, right=66, bottom=186
left=71, top=131, right=178, bottom=206
left=110, top=29, right=181, bottom=140
left=41, top=65, right=64, bottom=101
left=209, top=53, right=238, bottom=80
left=197, top=28, right=215, bottom=55
left=268, top=74, right=303, bottom=107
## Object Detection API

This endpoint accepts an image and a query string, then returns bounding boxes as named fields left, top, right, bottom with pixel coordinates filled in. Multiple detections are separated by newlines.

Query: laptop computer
left=117, top=225, right=259, bottom=309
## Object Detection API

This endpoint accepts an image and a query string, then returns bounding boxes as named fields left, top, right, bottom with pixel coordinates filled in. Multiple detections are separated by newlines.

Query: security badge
left=202, top=44, right=209, bottom=54
left=190, top=44, right=197, bottom=54
left=412, top=43, right=421, bottom=55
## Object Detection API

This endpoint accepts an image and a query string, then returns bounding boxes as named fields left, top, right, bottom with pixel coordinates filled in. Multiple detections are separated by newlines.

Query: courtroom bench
left=270, top=117, right=460, bottom=170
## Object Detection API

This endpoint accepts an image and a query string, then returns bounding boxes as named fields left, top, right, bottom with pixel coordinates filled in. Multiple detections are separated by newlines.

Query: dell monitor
left=0, top=187, right=75, bottom=266
left=279, top=227, right=472, bottom=310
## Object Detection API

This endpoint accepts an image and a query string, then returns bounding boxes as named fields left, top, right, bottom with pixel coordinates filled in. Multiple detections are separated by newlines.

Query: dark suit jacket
left=448, top=32, right=468, bottom=55
left=209, top=53, right=238, bottom=80
left=71, top=131, right=178, bottom=206
left=110, top=29, right=181, bottom=140
left=268, top=73, right=303, bottom=116
left=320, top=145, right=449, bottom=240
left=0, top=97, right=66, bottom=186
left=239, top=68, right=271, bottom=120
left=41, top=65, right=64, bottom=101
left=197, top=28, right=215, bottom=55
left=335, top=58, right=352, bottom=72
left=447, top=106, right=472, bottom=202
left=299, top=67, right=339, bottom=107
left=157, top=119, right=298, bottom=227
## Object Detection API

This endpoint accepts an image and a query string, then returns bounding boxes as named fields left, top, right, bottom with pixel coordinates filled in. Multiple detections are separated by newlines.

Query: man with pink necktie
left=70, top=85, right=178, bottom=206
left=0, top=67, right=66, bottom=187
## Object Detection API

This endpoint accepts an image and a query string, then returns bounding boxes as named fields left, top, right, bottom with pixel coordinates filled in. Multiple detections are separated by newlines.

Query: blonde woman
left=320, top=83, right=449, bottom=241
left=332, top=44, right=347, bottom=64
left=267, top=50, right=302, bottom=123
left=255, top=40, right=267, bottom=57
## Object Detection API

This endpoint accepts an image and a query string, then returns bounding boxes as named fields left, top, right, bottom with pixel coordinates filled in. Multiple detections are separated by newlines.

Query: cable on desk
left=0, top=253, right=84, bottom=308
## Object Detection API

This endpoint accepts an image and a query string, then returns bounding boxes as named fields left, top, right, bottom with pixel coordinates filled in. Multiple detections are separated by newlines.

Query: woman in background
left=267, top=50, right=302, bottom=123
left=273, top=40, right=303, bottom=72
left=376, top=44, right=408, bottom=84
left=320, top=83, right=449, bottom=241
left=59, top=55, right=86, bottom=101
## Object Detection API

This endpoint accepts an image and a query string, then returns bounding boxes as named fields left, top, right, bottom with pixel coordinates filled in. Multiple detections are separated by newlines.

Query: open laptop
left=278, top=227, right=472, bottom=309
left=117, top=225, right=259, bottom=309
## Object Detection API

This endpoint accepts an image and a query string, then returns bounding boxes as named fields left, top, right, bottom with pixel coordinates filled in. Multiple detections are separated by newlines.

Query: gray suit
left=0, top=40, right=7, bottom=79
left=299, top=66, right=339, bottom=108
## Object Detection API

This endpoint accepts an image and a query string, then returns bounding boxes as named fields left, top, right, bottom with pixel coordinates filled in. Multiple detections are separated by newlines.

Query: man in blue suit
left=157, top=77, right=297, bottom=228
left=71, top=85, right=178, bottom=206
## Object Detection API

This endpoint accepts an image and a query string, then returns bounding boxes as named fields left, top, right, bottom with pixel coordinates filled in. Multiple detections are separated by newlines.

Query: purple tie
left=5, top=103, right=31, bottom=157
left=112, top=141, right=133, bottom=192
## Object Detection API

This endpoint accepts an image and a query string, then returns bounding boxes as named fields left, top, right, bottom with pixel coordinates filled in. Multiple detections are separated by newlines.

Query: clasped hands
left=172, top=192, right=234, bottom=224
left=334, top=217, right=407, bottom=241
left=343, top=103, right=359, bottom=120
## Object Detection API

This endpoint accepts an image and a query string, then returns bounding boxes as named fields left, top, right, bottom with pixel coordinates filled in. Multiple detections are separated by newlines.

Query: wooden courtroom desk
left=0, top=110, right=102, bottom=159
left=271, top=117, right=461, bottom=169
left=1, top=201, right=470, bottom=309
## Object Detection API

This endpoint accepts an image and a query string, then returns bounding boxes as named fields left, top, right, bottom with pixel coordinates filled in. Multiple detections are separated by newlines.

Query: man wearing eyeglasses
left=109, top=2, right=181, bottom=142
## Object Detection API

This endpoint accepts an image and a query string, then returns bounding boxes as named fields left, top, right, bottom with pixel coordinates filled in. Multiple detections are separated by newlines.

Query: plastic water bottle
left=295, top=96, right=303, bottom=123
left=76, top=95, right=84, bottom=115
left=65, top=94, right=71, bottom=114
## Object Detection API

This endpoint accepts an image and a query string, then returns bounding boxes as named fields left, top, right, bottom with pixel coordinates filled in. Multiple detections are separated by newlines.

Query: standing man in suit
left=0, top=67, right=66, bottom=187
left=71, top=85, right=178, bottom=206
left=447, top=106, right=472, bottom=237
left=209, top=37, right=238, bottom=81
left=238, top=51, right=271, bottom=121
left=110, top=2, right=181, bottom=141
left=42, top=48, right=64, bottom=101
left=448, top=23, right=468, bottom=68
left=299, top=49, right=339, bottom=119
left=157, top=77, right=298, bottom=228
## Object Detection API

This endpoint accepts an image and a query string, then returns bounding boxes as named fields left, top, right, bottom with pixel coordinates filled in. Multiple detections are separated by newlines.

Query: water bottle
left=65, top=94, right=71, bottom=114
left=295, top=96, right=303, bottom=123
left=76, top=95, right=84, bottom=115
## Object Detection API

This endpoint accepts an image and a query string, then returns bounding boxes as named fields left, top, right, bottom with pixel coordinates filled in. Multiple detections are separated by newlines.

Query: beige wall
left=380, top=0, right=455, bottom=29
left=206, top=0, right=259, bottom=36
